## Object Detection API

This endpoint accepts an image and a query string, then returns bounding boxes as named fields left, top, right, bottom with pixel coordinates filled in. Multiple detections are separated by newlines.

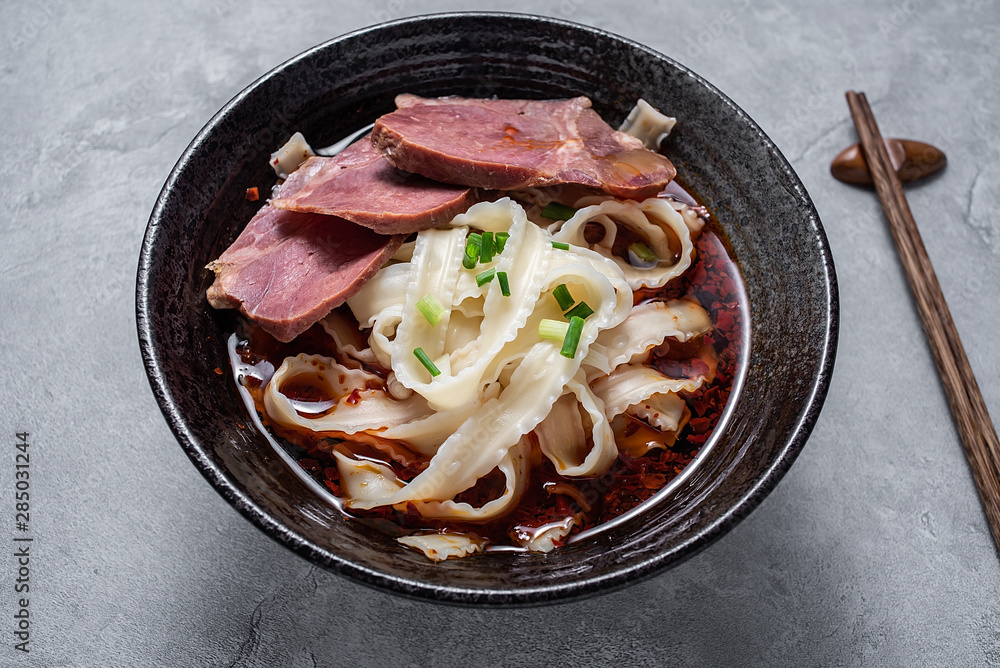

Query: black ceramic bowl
left=137, top=12, right=837, bottom=605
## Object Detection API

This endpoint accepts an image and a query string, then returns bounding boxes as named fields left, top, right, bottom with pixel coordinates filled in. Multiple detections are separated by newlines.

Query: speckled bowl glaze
left=137, top=12, right=837, bottom=606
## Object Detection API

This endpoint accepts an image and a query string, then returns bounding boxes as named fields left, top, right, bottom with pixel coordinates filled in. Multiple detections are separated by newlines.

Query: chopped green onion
left=463, top=233, right=482, bottom=269
left=551, top=241, right=570, bottom=250
left=552, top=283, right=575, bottom=311
left=541, top=202, right=579, bottom=221
left=564, top=301, right=595, bottom=320
left=415, top=294, right=446, bottom=326
left=629, top=241, right=658, bottom=263
left=560, top=316, right=585, bottom=358
left=496, top=232, right=510, bottom=253
left=497, top=271, right=510, bottom=296
left=539, top=318, right=569, bottom=341
left=476, top=268, right=496, bottom=287
left=480, top=232, right=495, bottom=263
left=413, top=347, right=441, bottom=377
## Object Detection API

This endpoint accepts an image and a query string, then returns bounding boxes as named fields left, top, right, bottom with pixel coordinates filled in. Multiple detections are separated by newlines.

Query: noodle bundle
left=259, top=195, right=714, bottom=559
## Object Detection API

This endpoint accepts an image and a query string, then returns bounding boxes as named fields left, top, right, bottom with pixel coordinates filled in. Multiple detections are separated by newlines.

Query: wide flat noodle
left=334, top=451, right=404, bottom=501
left=396, top=533, right=484, bottom=561
left=389, top=200, right=553, bottom=411
left=515, top=516, right=575, bottom=553
left=590, top=363, right=706, bottom=420
left=264, top=354, right=432, bottom=438
left=258, top=191, right=717, bottom=557
left=350, top=342, right=588, bottom=509
left=551, top=197, right=701, bottom=290
left=535, top=371, right=617, bottom=477
left=337, top=434, right=531, bottom=521
left=618, top=99, right=676, bottom=150
left=629, top=391, right=688, bottom=434
left=346, top=262, right=410, bottom=327
left=319, top=310, right=378, bottom=370
left=410, top=437, right=531, bottom=520
left=585, top=299, right=712, bottom=376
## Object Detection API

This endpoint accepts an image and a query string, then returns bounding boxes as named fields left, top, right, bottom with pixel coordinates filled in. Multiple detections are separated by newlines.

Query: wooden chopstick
left=846, top=91, right=1000, bottom=554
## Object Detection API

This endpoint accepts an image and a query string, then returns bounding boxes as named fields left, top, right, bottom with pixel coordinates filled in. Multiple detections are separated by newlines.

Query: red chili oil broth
left=229, top=181, right=748, bottom=552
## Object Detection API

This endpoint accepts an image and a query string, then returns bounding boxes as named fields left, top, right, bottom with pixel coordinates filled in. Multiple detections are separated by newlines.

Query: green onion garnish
left=551, top=241, right=570, bottom=250
left=463, top=233, right=482, bottom=269
left=415, top=294, right=446, bottom=326
left=476, top=268, right=496, bottom=287
left=497, top=271, right=510, bottom=296
left=413, top=347, right=441, bottom=377
left=629, top=241, right=658, bottom=263
left=541, top=202, right=579, bottom=221
left=496, top=232, right=510, bottom=253
left=560, top=316, right=585, bottom=358
left=552, top=283, right=575, bottom=311
left=480, top=232, right=495, bottom=263
left=539, top=318, right=569, bottom=341
left=564, top=301, right=595, bottom=320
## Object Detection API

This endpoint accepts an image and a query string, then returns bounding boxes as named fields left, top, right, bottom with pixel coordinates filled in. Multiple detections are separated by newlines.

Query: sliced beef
left=271, top=134, right=477, bottom=235
left=207, top=204, right=403, bottom=342
left=372, top=95, right=676, bottom=200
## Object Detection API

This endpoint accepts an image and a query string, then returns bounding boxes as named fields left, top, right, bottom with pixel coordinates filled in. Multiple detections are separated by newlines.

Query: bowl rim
left=136, top=10, right=839, bottom=606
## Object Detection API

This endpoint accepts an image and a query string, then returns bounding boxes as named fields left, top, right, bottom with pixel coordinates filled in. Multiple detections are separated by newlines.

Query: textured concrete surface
left=1, top=0, right=999, bottom=666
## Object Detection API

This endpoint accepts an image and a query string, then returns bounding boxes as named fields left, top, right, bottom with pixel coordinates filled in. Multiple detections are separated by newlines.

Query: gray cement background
left=2, top=0, right=999, bottom=666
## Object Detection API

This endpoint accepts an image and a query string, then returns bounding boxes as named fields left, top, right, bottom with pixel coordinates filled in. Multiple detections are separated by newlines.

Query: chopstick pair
left=845, top=91, right=1000, bottom=554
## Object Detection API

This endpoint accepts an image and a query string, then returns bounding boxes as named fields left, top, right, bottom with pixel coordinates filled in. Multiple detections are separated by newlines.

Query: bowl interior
left=137, top=12, right=837, bottom=605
